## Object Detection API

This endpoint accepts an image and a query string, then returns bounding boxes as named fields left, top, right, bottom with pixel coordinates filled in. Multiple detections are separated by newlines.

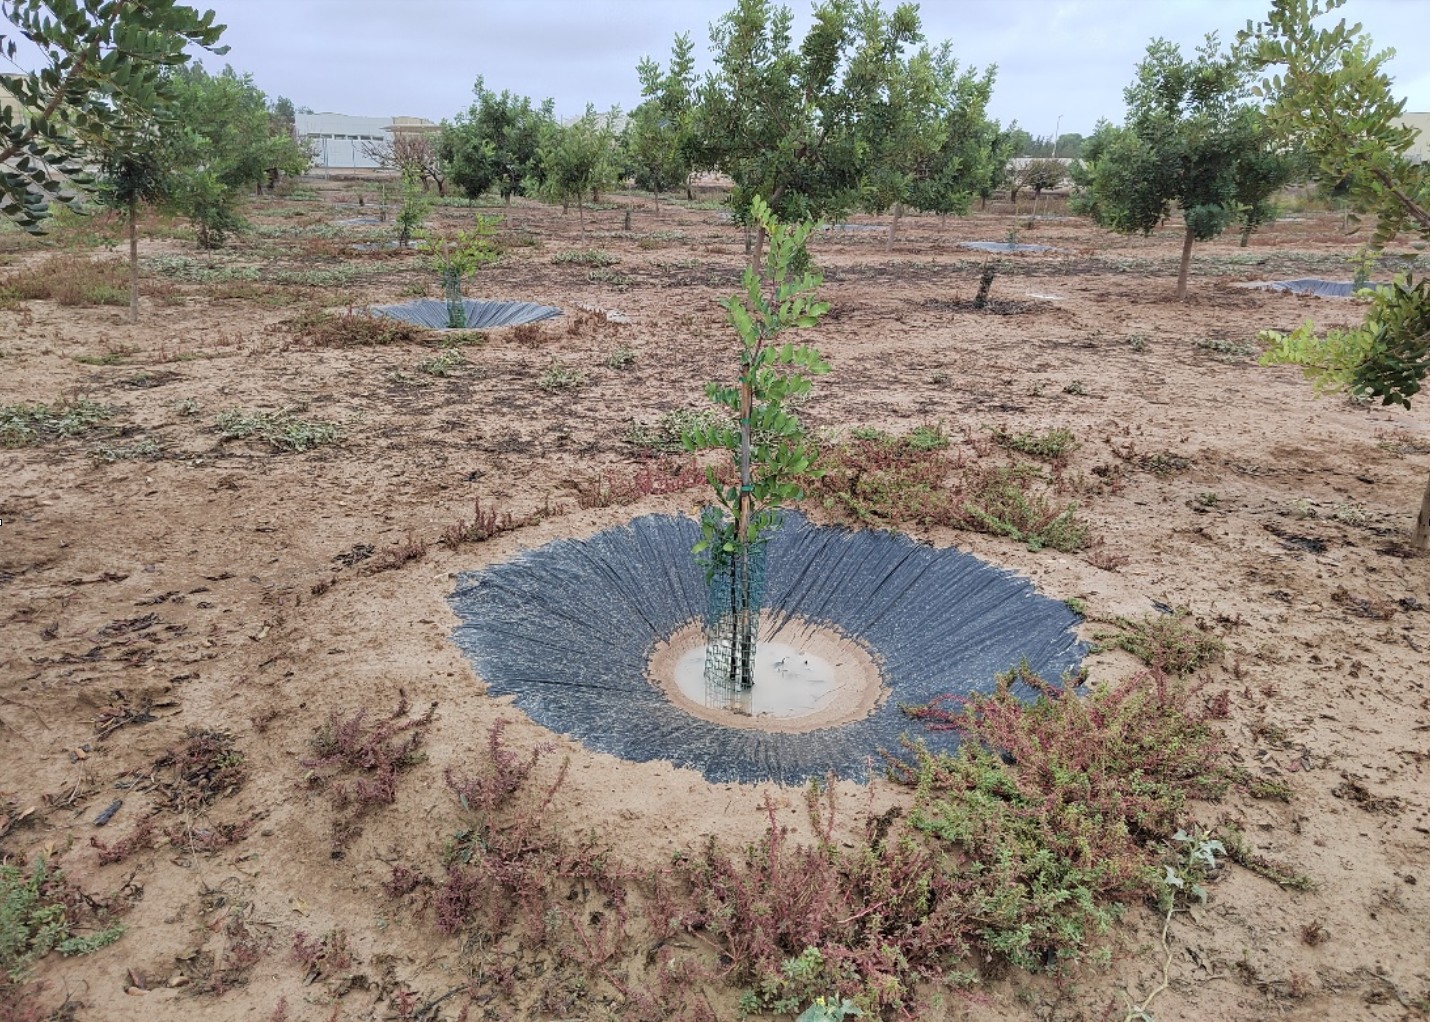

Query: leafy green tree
left=845, top=5, right=949, bottom=248
left=1242, top=0, right=1430, bottom=547
left=1071, top=35, right=1295, bottom=299
left=685, top=196, right=830, bottom=691
left=693, top=0, right=869, bottom=266
left=439, top=79, right=554, bottom=204
left=0, top=0, right=226, bottom=233
left=538, top=105, right=619, bottom=238
left=159, top=63, right=310, bottom=247
left=904, top=66, right=1002, bottom=221
left=628, top=32, right=698, bottom=211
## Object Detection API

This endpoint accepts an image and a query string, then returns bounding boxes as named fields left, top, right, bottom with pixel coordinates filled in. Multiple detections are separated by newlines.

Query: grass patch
left=0, top=398, right=114, bottom=447
left=955, top=462, right=1090, bottom=551
left=1095, top=610, right=1225, bottom=674
left=552, top=249, right=618, bottom=267
left=215, top=408, right=341, bottom=452
left=603, top=345, right=637, bottom=369
left=1194, top=337, right=1256, bottom=358
left=0, top=253, right=129, bottom=306
left=992, top=425, right=1077, bottom=460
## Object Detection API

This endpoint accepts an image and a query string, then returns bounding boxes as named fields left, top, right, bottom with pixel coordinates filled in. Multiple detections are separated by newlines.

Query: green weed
left=991, top=425, right=1077, bottom=460
left=215, top=409, right=341, bottom=452
left=627, top=408, right=726, bottom=453
left=0, top=398, right=114, bottom=447
left=537, top=361, right=584, bottom=391
left=552, top=249, right=619, bottom=267
left=1096, top=610, right=1224, bottom=675
left=956, top=462, right=1090, bottom=551
left=1, top=858, right=125, bottom=980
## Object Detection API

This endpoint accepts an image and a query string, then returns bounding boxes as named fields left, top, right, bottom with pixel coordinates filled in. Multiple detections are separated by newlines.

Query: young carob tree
left=1242, top=0, right=1430, bottom=547
left=684, top=197, right=829, bottom=700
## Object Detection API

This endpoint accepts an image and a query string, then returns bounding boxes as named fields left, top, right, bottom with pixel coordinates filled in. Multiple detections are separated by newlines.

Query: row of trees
left=433, top=0, right=1009, bottom=258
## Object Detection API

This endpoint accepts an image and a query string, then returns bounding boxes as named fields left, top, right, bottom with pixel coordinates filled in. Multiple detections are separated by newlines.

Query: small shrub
left=991, top=425, right=1077, bottom=460
left=0, top=399, right=114, bottom=447
left=215, top=408, right=340, bottom=452
left=1096, top=610, right=1225, bottom=674
left=954, top=462, right=1090, bottom=551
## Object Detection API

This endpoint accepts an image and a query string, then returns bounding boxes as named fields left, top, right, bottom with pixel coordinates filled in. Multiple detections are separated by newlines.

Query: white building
left=1397, top=112, right=1430, bottom=164
left=294, top=112, right=438, bottom=170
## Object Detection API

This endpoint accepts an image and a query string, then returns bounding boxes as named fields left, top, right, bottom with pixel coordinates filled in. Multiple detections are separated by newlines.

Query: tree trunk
left=735, top=375, right=754, bottom=688
left=751, top=225, right=767, bottom=274
left=886, top=202, right=902, bottom=251
left=577, top=198, right=585, bottom=241
left=1416, top=467, right=1430, bottom=550
left=127, top=201, right=139, bottom=325
left=1176, top=223, right=1195, bottom=301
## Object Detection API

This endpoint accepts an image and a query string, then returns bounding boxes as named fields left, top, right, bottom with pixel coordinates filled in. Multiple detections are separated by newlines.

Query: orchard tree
left=538, top=106, right=619, bottom=238
left=693, top=0, right=875, bottom=266
left=628, top=32, right=698, bottom=211
left=0, top=0, right=226, bottom=232
left=904, top=66, right=1002, bottom=222
left=1241, top=0, right=1430, bottom=547
left=1071, top=35, right=1295, bottom=299
left=365, top=132, right=446, bottom=195
left=439, top=79, right=553, bottom=203
left=844, top=5, right=948, bottom=248
left=159, top=63, right=310, bottom=247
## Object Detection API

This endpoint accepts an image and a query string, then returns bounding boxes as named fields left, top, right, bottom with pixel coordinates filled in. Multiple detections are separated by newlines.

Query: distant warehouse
left=295, top=112, right=440, bottom=171
left=1399, top=113, right=1429, bottom=164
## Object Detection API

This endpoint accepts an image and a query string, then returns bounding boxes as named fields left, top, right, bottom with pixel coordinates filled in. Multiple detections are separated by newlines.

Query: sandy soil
left=1, top=183, right=1428, bottom=1021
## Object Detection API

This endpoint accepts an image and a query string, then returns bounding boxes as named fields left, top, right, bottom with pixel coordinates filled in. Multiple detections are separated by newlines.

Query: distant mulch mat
left=370, top=299, right=562, bottom=330
left=448, top=513, right=1086, bottom=784
left=921, top=296, right=1035, bottom=316
left=959, top=241, right=1056, bottom=253
left=1242, top=278, right=1359, bottom=298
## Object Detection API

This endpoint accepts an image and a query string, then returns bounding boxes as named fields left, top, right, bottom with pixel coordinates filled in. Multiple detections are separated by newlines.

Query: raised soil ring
left=369, top=298, right=562, bottom=329
left=649, top=617, right=885, bottom=732
left=447, top=513, right=1086, bottom=784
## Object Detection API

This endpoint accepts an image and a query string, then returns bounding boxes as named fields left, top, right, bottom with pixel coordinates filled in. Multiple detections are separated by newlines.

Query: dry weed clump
left=0, top=254, right=128, bottom=307
left=952, top=462, right=1090, bottom=552
left=303, top=694, right=437, bottom=856
left=440, top=495, right=563, bottom=547
left=286, top=308, right=427, bottom=347
left=808, top=432, right=961, bottom=526
left=576, top=456, right=707, bottom=508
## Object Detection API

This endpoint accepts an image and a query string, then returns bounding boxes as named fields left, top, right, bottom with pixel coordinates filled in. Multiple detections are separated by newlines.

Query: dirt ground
left=1, top=181, right=1428, bottom=1022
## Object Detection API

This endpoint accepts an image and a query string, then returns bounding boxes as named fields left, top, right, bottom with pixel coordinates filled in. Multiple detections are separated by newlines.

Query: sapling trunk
left=734, top=374, right=755, bottom=688
left=127, top=201, right=138, bottom=324
left=886, top=202, right=902, bottom=251
left=1416, top=468, right=1430, bottom=550
left=1176, top=223, right=1195, bottom=301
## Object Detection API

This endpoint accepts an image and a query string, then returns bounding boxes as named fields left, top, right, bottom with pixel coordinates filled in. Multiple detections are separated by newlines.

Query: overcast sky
left=10, top=0, right=1430, bottom=133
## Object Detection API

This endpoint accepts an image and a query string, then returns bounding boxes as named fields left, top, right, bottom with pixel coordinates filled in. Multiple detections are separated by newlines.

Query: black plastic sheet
left=1252, top=279, right=1358, bottom=298
left=370, top=298, right=562, bottom=329
left=958, top=241, right=1056, bottom=253
left=448, top=513, right=1086, bottom=784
